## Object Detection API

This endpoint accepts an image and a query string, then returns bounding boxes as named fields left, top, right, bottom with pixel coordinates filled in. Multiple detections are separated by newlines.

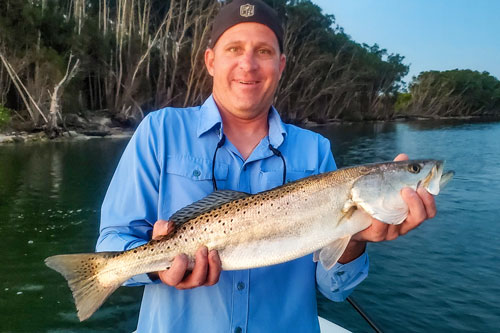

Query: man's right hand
left=150, top=220, right=222, bottom=289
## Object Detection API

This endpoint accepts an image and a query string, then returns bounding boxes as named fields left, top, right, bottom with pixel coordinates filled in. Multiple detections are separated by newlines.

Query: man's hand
left=338, top=154, right=437, bottom=263
left=150, top=220, right=222, bottom=289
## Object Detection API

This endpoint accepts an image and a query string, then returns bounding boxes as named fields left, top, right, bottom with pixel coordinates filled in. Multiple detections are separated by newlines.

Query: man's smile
left=235, top=80, right=261, bottom=85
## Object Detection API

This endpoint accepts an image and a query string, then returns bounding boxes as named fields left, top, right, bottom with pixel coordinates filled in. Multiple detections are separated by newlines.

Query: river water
left=0, top=120, right=499, bottom=332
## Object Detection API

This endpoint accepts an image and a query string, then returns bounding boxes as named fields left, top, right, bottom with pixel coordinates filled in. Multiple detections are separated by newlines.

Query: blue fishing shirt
left=97, top=95, right=369, bottom=333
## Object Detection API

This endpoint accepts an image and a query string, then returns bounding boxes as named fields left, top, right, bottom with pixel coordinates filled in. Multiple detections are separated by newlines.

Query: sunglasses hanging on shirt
left=211, top=134, right=287, bottom=191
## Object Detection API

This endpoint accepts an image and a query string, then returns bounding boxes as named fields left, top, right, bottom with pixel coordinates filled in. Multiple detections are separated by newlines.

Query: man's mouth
left=236, top=80, right=260, bottom=85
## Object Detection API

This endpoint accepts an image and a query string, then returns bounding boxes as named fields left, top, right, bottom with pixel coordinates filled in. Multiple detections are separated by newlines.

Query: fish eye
left=408, top=163, right=421, bottom=174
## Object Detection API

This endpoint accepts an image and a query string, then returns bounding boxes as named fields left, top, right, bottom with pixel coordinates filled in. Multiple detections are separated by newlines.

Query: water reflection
left=1, top=120, right=499, bottom=332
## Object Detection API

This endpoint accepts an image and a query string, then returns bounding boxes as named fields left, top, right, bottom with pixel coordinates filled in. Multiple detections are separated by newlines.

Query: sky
left=313, top=0, right=500, bottom=84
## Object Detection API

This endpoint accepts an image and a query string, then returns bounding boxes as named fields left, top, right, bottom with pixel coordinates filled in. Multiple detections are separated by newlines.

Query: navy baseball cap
left=209, top=0, right=284, bottom=52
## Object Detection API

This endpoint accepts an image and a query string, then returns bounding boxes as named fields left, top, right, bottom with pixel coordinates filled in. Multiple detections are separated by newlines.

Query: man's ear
left=205, top=48, right=215, bottom=77
left=279, top=53, right=286, bottom=79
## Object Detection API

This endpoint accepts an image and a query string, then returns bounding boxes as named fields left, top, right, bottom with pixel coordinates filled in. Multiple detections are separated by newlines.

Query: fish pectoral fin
left=340, top=200, right=357, bottom=223
left=318, top=235, right=351, bottom=270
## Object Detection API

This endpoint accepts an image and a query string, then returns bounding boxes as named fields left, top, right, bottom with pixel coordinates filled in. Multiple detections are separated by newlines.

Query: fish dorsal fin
left=318, top=235, right=351, bottom=270
left=169, top=190, right=250, bottom=225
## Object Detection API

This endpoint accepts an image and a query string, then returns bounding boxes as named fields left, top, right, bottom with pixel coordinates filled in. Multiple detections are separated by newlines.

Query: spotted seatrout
left=45, top=160, right=454, bottom=321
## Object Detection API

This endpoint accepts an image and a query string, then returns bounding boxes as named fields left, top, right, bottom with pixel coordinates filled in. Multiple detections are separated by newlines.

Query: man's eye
left=258, top=49, right=271, bottom=55
left=228, top=47, right=239, bottom=52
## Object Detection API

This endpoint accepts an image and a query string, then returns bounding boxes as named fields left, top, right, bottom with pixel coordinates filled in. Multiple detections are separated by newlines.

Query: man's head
left=205, top=0, right=286, bottom=121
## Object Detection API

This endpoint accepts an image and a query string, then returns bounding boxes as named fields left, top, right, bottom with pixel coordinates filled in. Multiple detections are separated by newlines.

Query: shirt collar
left=197, top=95, right=223, bottom=139
left=197, top=95, right=287, bottom=147
left=267, top=105, right=286, bottom=148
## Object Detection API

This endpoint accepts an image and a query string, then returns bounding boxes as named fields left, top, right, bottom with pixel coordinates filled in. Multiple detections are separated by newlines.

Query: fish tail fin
left=45, top=252, right=126, bottom=321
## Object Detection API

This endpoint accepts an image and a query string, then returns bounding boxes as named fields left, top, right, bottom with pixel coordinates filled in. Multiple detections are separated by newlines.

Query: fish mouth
left=418, top=161, right=445, bottom=195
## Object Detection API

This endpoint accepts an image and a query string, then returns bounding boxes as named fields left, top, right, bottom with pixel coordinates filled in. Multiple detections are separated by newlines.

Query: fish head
left=350, top=160, right=453, bottom=225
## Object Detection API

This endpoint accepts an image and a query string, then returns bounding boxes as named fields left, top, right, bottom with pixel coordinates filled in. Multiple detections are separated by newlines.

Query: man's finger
left=152, top=220, right=175, bottom=239
left=400, top=188, right=427, bottom=235
left=161, top=253, right=189, bottom=287
left=205, top=250, right=222, bottom=286
left=353, top=219, right=389, bottom=242
left=385, top=224, right=401, bottom=241
left=417, top=187, right=437, bottom=219
left=176, top=247, right=209, bottom=289
left=394, top=153, right=409, bottom=162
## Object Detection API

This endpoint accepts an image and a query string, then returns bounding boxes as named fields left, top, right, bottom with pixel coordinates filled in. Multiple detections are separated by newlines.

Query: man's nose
left=239, top=50, right=258, bottom=71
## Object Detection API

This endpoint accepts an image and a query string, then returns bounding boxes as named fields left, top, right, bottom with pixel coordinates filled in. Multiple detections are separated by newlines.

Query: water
left=1, top=120, right=499, bottom=332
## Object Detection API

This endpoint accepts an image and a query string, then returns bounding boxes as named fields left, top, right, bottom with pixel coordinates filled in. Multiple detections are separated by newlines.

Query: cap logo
left=240, top=4, right=255, bottom=17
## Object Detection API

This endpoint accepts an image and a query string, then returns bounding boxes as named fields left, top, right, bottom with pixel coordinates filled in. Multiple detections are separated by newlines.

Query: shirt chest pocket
left=259, top=169, right=315, bottom=191
left=165, top=156, right=229, bottom=189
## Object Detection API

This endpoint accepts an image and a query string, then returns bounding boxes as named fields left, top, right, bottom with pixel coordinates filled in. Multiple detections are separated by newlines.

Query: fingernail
left=201, top=246, right=208, bottom=256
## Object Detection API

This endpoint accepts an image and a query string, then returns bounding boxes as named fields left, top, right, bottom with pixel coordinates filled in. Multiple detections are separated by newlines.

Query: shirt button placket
left=232, top=270, right=249, bottom=333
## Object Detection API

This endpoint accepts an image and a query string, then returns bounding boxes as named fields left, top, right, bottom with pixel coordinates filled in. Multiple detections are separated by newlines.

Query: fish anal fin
left=169, top=190, right=250, bottom=225
left=318, top=235, right=351, bottom=270
left=313, top=250, right=320, bottom=262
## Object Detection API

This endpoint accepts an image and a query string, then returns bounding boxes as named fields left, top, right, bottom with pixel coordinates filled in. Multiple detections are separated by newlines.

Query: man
left=97, top=1, right=436, bottom=332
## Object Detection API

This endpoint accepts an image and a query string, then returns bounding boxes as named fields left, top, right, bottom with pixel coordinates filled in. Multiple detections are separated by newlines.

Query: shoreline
left=0, top=128, right=134, bottom=144
left=1, top=115, right=499, bottom=145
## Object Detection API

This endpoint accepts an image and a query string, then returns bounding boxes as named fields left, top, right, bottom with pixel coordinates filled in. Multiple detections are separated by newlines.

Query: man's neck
left=217, top=106, right=270, bottom=161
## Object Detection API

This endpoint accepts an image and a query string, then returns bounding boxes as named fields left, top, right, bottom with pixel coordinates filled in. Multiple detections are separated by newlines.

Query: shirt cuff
left=316, top=252, right=369, bottom=302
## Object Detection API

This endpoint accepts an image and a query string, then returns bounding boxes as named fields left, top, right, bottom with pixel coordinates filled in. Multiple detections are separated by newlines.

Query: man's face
left=205, top=22, right=286, bottom=120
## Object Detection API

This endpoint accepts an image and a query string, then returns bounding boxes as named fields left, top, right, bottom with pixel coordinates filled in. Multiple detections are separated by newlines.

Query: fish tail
left=45, top=252, right=127, bottom=321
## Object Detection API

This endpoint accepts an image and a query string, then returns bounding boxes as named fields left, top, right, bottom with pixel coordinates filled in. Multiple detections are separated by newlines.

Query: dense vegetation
left=396, top=70, right=500, bottom=118
left=0, top=0, right=498, bottom=137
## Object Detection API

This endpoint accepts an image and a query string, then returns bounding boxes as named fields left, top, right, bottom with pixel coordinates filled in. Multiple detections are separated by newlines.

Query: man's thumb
left=152, top=219, right=174, bottom=239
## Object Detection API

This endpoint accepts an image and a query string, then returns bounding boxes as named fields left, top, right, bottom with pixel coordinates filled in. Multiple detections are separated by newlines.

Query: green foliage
left=276, top=0, right=409, bottom=121
left=402, top=70, right=500, bottom=117
left=395, top=93, right=412, bottom=111
left=4, top=0, right=491, bottom=125
left=0, top=105, right=12, bottom=128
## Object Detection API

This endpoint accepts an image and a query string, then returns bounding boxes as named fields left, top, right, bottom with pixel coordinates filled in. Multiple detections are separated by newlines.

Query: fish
left=45, top=159, right=454, bottom=321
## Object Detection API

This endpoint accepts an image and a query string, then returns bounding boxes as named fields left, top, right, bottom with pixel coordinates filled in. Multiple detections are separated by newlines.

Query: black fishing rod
left=346, top=296, right=383, bottom=333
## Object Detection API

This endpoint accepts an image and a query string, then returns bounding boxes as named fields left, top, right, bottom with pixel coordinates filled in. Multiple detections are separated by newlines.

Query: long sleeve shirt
left=96, top=95, right=369, bottom=333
